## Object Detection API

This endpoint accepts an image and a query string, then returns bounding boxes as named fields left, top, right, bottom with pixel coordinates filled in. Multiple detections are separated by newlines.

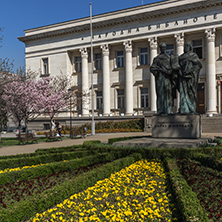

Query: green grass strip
left=164, top=157, right=209, bottom=222
left=0, top=153, right=142, bottom=222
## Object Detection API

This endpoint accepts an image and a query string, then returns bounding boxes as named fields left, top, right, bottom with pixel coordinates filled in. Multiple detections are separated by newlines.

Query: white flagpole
left=90, top=3, right=95, bottom=135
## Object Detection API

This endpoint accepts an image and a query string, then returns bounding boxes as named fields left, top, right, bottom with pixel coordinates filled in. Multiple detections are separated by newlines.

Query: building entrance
left=196, top=83, right=205, bottom=114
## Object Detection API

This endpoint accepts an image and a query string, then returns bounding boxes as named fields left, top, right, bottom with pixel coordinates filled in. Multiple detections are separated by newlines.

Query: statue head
left=159, top=43, right=166, bottom=54
left=184, top=42, right=192, bottom=53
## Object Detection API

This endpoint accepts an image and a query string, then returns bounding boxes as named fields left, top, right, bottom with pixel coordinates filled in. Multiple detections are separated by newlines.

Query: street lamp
left=68, top=88, right=73, bottom=138
left=90, top=3, right=95, bottom=135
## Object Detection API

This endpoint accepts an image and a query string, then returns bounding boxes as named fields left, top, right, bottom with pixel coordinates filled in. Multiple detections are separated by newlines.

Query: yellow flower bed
left=0, top=160, right=67, bottom=174
left=31, top=159, right=178, bottom=222
left=0, top=164, right=46, bottom=174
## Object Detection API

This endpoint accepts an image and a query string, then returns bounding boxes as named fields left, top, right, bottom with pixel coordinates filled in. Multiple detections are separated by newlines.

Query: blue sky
left=0, top=0, right=162, bottom=72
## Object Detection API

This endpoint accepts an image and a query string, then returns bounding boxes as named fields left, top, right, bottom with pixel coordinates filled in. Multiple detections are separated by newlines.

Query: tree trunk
left=25, top=119, right=28, bottom=137
left=18, top=122, right=21, bottom=138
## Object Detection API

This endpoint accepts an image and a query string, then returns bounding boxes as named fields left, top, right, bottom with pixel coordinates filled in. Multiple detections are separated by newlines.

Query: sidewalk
left=0, top=132, right=221, bottom=156
left=0, top=132, right=148, bottom=156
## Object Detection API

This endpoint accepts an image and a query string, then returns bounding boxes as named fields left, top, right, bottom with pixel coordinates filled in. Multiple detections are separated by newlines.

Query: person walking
left=57, top=122, right=62, bottom=137
left=51, top=119, right=56, bottom=136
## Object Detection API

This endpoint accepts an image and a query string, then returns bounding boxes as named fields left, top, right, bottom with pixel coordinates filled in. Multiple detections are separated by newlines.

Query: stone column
left=101, top=44, right=110, bottom=116
left=205, top=28, right=217, bottom=114
left=80, top=48, right=89, bottom=116
left=124, top=40, right=133, bottom=115
left=148, top=37, right=157, bottom=112
left=217, top=80, right=221, bottom=114
left=174, top=33, right=184, bottom=111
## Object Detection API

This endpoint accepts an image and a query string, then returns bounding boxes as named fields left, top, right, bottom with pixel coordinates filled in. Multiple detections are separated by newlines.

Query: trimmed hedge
left=0, top=153, right=142, bottom=222
left=0, top=145, right=84, bottom=160
left=164, top=157, right=209, bottom=222
left=0, top=152, right=117, bottom=185
left=82, top=140, right=102, bottom=147
left=83, top=141, right=222, bottom=159
left=0, top=150, right=90, bottom=170
left=191, top=152, right=222, bottom=171
left=108, top=136, right=146, bottom=144
left=34, top=146, right=85, bottom=154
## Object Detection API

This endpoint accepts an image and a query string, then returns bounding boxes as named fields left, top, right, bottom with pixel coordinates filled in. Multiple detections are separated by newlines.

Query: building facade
left=19, top=0, right=222, bottom=119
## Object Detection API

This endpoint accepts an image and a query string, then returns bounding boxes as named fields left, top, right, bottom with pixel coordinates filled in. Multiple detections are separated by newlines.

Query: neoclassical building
left=19, top=0, right=222, bottom=120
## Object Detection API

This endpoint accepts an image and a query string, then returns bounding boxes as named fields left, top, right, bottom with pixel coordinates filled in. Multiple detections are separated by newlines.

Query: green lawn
left=0, top=137, right=70, bottom=147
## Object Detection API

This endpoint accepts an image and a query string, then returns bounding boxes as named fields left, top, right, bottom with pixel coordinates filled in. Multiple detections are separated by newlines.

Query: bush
left=164, top=157, right=209, bottom=222
left=108, top=136, right=146, bottom=144
left=191, top=152, right=222, bottom=171
left=0, top=154, right=141, bottom=222
left=0, top=152, right=117, bottom=185
left=0, top=150, right=90, bottom=170
left=37, top=119, right=144, bottom=135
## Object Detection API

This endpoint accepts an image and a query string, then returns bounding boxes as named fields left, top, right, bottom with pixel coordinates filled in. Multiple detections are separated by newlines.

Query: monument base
left=151, top=114, right=201, bottom=138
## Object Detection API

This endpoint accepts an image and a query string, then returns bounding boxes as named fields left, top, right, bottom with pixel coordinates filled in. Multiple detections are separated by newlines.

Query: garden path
left=0, top=132, right=220, bottom=156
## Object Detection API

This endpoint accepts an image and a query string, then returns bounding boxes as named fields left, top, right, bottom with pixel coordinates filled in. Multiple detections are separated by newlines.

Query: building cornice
left=18, top=0, right=222, bottom=43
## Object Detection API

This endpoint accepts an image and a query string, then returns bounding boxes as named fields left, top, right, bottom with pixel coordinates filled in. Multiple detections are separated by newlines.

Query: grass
left=0, top=137, right=70, bottom=147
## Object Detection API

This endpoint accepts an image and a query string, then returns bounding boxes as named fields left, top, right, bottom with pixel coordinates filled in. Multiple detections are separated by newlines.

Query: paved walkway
left=0, top=132, right=221, bottom=156
left=0, top=132, right=148, bottom=156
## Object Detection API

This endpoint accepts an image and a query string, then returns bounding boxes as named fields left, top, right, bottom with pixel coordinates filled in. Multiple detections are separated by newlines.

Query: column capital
left=148, top=37, right=158, bottom=50
left=174, top=33, right=184, bottom=47
left=123, top=40, right=132, bottom=52
left=80, top=48, right=88, bottom=58
left=101, top=44, right=109, bottom=56
left=205, top=28, right=216, bottom=43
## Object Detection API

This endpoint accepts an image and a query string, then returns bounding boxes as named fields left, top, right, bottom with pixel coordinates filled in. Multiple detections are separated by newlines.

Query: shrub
left=164, top=157, right=209, bottom=222
left=37, top=119, right=144, bottom=135
left=0, top=154, right=140, bottom=222
left=0, top=150, right=90, bottom=170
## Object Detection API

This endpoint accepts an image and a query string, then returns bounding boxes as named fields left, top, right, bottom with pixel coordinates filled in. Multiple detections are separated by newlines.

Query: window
left=117, top=89, right=124, bottom=109
left=42, top=58, right=49, bottom=75
left=96, top=91, right=103, bottom=109
left=116, top=51, right=124, bottom=68
left=140, top=88, right=148, bottom=108
left=95, top=53, right=102, bottom=70
left=75, top=57, right=82, bottom=72
left=166, top=44, right=174, bottom=55
left=139, top=48, right=148, bottom=65
left=192, top=40, right=203, bottom=59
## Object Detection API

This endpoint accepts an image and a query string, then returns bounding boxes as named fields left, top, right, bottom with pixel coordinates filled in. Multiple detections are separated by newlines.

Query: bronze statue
left=178, top=42, right=202, bottom=114
left=150, top=43, right=177, bottom=114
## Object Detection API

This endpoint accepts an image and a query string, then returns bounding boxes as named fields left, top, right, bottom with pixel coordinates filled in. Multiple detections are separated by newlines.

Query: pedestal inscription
left=152, top=115, right=201, bottom=138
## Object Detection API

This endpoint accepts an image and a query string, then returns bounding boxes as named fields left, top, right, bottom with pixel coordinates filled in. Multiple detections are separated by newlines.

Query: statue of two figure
left=150, top=42, right=202, bottom=115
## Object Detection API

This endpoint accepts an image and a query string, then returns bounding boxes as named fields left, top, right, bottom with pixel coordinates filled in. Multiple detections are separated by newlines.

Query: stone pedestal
left=152, top=115, right=201, bottom=138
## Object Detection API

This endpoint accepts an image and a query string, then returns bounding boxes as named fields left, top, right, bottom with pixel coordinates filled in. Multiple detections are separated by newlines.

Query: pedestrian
left=83, top=126, right=87, bottom=138
left=58, top=122, right=62, bottom=137
left=51, top=118, right=56, bottom=136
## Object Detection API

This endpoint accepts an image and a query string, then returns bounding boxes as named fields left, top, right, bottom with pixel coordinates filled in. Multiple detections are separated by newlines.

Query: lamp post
left=68, top=88, right=73, bottom=138
left=90, top=3, right=95, bottom=135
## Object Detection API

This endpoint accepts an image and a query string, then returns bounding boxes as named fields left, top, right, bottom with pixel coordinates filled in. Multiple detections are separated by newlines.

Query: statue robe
left=179, top=51, right=202, bottom=114
left=150, top=53, right=173, bottom=114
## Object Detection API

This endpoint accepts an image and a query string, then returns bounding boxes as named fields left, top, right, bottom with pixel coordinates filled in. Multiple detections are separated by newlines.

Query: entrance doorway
left=196, top=83, right=205, bottom=114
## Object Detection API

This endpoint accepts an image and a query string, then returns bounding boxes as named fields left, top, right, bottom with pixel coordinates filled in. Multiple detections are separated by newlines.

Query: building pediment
left=18, top=0, right=222, bottom=43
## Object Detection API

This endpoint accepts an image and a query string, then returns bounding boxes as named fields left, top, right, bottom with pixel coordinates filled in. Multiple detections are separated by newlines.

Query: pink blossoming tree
left=2, top=76, right=50, bottom=137
left=2, top=71, right=89, bottom=138
left=2, top=74, right=69, bottom=137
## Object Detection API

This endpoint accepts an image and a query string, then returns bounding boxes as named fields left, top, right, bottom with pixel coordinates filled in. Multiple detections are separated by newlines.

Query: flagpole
left=90, top=3, right=95, bottom=135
